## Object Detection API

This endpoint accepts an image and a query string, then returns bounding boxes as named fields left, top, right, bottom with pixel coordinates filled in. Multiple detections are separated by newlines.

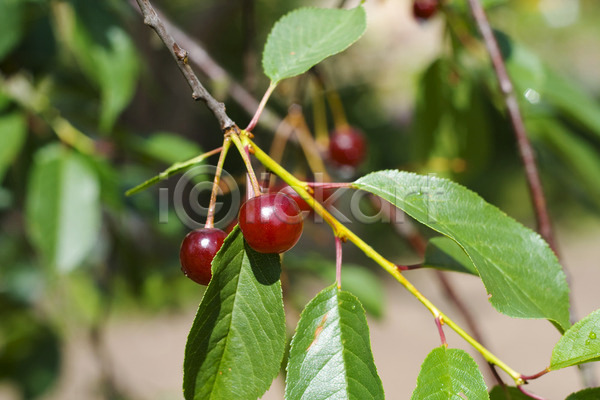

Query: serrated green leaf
left=565, top=388, right=600, bottom=400
left=0, top=111, right=27, bottom=181
left=138, top=132, right=202, bottom=165
left=0, top=0, right=24, bottom=60
left=183, top=227, right=285, bottom=400
left=25, top=144, right=101, bottom=272
left=550, top=308, right=600, bottom=370
left=354, top=171, right=570, bottom=331
left=424, top=236, right=478, bottom=275
left=262, top=6, right=366, bottom=84
left=488, top=385, right=530, bottom=400
left=412, top=346, right=488, bottom=400
left=285, top=285, right=384, bottom=400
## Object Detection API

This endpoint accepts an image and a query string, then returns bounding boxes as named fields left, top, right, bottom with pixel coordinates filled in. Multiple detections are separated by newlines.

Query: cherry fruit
left=413, top=0, right=438, bottom=20
left=238, top=193, right=303, bottom=253
left=328, top=127, right=367, bottom=168
left=180, top=228, right=227, bottom=285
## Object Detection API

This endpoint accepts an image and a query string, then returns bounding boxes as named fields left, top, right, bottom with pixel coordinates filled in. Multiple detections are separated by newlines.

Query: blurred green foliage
left=0, top=0, right=599, bottom=398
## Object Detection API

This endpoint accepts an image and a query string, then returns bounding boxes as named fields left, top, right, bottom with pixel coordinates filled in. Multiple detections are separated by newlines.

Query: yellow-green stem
left=231, top=133, right=261, bottom=196
left=205, top=137, right=232, bottom=228
left=245, top=135, right=524, bottom=385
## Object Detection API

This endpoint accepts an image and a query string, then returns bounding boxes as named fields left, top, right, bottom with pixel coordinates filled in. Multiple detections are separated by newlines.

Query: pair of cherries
left=180, top=191, right=304, bottom=285
left=180, top=126, right=368, bottom=285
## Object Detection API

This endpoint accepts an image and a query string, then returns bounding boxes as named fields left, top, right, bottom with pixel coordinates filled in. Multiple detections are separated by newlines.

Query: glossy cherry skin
left=179, top=228, right=227, bottom=285
left=238, top=193, right=304, bottom=253
left=328, top=127, right=367, bottom=168
left=413, top=0, right=438, bottom=20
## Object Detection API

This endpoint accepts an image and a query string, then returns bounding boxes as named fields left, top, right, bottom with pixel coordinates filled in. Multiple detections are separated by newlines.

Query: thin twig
left=517, top=385, right=547, bottom=400
left=133, top=0, right=234, bottom=131
left=466, top=0, right=557, bottom=254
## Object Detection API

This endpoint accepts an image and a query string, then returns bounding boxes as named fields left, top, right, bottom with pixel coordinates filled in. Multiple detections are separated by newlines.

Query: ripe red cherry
left=413, top=0, right=438, bottom=20
left=238, top=193, right=304, bottom=253
left=180, top=228, right=227, bottom=285
left=328, top=127, right=367, bottom=168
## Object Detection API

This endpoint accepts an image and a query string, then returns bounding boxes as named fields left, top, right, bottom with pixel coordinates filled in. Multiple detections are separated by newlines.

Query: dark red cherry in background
left=180, top=228, right=227, bottom=285
left=413, top=0, right=438, bottom=20
left=328, top=126, right=367, bottom=168
left=239, top=193, right=304, bottom=253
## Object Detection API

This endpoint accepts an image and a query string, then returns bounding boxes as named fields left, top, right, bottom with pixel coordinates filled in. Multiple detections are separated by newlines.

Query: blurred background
left=1, top=0, right=600, bottom=398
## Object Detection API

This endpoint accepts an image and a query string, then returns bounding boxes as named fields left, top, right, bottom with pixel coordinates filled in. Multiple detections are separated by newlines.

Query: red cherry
left=238, top=193, right=304, bottom=253
left=179, top=228, right=227, bottom=285
left=413, top=0, right=438, bottom=20
left=328, top=127, right=367, bottom=168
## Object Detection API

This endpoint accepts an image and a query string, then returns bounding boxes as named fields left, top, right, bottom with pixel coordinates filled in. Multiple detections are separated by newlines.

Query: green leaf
left=424, top=236, right=478, bottom=275
left=488, top=386, right=530, bottom=400
left=285, top=285, right=384, bottom=400
left=67, top=2, right=140, bottom=132
left=25, top=144, right=101, bottom=272
left=566, top=388, right=600, bottom=400
left=125, top=149, right=215, bottom=196
left=183, top=227, right=286, bottom=400
left=0, top=111, right=27, bottom=181
left=411, top=346, right=488, bottom=400
left=354, top=171, right=571, bottom=331
left=0, top=0, right=24, bottom=60
left=138, top=132, right=203, bottom=165
left=262, top=6, right=367, bottom=84
left=550, top=308, right=600, bottom=370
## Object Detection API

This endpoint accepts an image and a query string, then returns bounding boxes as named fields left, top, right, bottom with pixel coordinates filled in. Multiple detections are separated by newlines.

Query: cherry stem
left=311, top=79, right=329, bottom=149
left=520, top=368, right=550, bottom=381
left=231, top=132, right=261, bottom=196
left=397, top=263, right=423, bottom=271
left=268, top=113, right=295, bottom=166
left=435, top=316, right=448, bottom=347
left=326, top=89, right=349, bottom=130
left=246, top=82, right=277, bottom=132
left=517, top=385, right=547, bottom=400
left=205, top=136, right=231, bottom=229
left=288, top=105, right=331, bottom=180
left=335, top=236, right=343, bottom=289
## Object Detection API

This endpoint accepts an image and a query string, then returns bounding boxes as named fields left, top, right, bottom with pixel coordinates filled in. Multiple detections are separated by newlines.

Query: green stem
left=246, top=137, right=524, bottom=385
left=231, top=133, right=261, bottom=196
left=205, top=137, right=232, bottom=229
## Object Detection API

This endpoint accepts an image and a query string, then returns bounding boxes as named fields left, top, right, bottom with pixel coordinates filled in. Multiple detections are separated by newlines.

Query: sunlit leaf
left=411, top=346, right=488, bottom=400
left=263, top=6, right=366, bottom=84
left=550, top=308, right=600, bottom=370
left=354, top=171, right=570, bottom=331
left=285, top=285, right=384, bottom=400
left=183, top=227, right=285, bottom=400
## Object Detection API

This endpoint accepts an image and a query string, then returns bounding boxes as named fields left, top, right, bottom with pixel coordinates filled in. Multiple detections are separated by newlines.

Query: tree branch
left=133, top=0, right=235, bottom=132
left=466, top=0, right=557, bottom=254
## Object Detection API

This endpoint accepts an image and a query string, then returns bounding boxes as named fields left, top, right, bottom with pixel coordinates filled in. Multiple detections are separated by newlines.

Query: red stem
left=466, top=0, right=557, bottom=255
left=335, top=236, right=343, bottom=289
left=435, top=316, right=448, bottom=347
left=517, top=385, right=547, bottom=400
left=520, top=368, right=550, bottom=381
